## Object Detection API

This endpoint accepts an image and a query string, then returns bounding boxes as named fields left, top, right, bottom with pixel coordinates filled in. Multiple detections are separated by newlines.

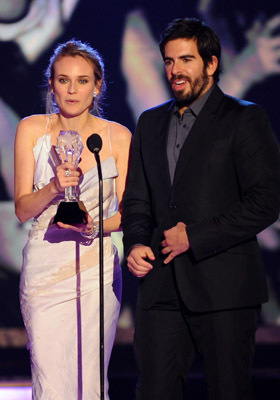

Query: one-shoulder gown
left=20, top=133, right=122, bottom=399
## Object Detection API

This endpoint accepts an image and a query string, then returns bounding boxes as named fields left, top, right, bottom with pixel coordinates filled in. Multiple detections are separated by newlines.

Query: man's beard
left=171, top=66, right=209, bottom=108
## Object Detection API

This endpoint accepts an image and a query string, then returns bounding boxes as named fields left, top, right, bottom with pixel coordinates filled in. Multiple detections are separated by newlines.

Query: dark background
left=0, top=0, right=279, bottom=353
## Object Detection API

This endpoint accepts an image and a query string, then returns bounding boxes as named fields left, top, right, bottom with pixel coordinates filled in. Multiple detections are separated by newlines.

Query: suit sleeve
left=187, top=105, right=280, bottom=261
left=122, top=114, right=154, bottom=256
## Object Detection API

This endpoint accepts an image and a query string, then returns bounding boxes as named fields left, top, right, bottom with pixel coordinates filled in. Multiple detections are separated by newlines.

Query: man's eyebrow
left=164, top=54, right=196, bottom=61
left=180, top=54, right=195, bottom=59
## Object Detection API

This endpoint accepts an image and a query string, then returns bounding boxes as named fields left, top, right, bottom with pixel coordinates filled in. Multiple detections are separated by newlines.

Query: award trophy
left=53, top=130, right=87, bottom=225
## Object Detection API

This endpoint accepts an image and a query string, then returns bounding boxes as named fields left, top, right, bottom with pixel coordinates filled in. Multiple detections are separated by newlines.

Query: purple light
left=0, top=387, right=32, bottom=399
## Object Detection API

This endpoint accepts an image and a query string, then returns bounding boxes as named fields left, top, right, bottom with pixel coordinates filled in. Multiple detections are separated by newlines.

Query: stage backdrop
left=0, top=0, right=279, bottom=346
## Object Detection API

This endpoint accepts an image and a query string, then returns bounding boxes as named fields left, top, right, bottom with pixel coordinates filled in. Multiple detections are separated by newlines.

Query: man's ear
left=207, top=55, right=218, bottom=77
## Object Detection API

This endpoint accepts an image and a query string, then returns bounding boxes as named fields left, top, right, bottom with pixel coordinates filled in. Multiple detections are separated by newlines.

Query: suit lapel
left=156, top=100, right=175, bottom=193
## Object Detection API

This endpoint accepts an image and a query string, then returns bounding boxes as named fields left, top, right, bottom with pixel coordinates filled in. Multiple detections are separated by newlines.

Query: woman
left=14, top=39, right=131, bottom=399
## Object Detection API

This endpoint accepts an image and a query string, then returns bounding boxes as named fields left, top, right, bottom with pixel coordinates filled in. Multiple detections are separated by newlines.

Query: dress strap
left=107, top=122, right=113, bottom=156
left=107, top=121, right=117, bottom=204
left=46, top=115, right=51, bottom=133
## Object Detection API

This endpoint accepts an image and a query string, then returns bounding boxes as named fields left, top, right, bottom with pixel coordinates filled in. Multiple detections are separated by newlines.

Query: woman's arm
left=14, top=116, right=80, bottom=223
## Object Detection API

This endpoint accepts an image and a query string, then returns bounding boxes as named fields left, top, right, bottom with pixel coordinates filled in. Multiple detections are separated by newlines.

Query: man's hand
left=161, top=222, right=190, bottom=264
left=127, top=245, right=155, bottom=278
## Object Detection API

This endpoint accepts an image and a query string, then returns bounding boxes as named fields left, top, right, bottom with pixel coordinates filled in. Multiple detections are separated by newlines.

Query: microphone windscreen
left=87, top=133, right=103, bottom=154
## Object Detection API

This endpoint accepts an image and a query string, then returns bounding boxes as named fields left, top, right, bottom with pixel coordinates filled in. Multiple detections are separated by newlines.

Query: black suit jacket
left=122, top=85, right=280, bottom=312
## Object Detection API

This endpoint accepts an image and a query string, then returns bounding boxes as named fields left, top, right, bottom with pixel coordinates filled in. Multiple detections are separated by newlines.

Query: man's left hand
left=161, top=222, right=190, bottom=264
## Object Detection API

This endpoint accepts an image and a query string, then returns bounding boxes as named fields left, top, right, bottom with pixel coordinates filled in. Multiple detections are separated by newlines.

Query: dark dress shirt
left=167, top=86, right=214, bottom=183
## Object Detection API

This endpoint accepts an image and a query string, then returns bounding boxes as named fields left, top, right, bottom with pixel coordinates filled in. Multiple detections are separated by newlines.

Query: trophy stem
left=65, top=186, right=77, bottom=202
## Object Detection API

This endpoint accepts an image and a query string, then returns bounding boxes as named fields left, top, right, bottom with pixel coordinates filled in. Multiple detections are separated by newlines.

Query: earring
left=93, top=91, right=97, bottom=98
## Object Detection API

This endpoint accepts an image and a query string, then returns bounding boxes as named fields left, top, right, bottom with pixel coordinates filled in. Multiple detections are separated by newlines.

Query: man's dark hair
left=159, top=17, right=222, bottom=82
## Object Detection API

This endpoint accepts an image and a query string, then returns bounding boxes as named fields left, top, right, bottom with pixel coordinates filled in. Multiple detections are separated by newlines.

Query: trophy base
left=53, top=201, right=87, bottom=225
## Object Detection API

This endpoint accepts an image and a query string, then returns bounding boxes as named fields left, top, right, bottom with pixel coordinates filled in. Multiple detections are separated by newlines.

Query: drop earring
left=93, top=91, right=97, bottom=98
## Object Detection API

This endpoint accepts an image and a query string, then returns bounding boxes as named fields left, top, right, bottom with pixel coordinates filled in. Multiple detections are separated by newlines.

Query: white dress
left=20, top=130, right=122, bottom=400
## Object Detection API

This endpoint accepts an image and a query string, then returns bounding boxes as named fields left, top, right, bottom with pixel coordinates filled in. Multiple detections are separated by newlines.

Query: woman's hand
left=56, top=213, right=95, bottom=234
left=53, top=162, right=80, bottom=193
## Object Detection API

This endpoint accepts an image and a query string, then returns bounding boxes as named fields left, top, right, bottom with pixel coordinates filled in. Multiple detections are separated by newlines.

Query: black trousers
left=134, top=304, right=260, bottom=400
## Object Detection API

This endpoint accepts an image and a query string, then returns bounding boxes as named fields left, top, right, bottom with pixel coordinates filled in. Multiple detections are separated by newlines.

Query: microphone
left=87, top=133, right=102, bottom=154
left=87, top=133, right=105, bottom=398
left=87, top=133, right=103, bottom=180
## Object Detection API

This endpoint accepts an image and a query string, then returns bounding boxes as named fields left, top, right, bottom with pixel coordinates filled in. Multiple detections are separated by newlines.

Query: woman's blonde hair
left=45, top=39, right=106, bottom=116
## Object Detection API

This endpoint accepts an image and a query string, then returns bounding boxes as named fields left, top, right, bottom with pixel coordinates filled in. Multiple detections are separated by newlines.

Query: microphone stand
left=94, top=150, right=104, bottom=400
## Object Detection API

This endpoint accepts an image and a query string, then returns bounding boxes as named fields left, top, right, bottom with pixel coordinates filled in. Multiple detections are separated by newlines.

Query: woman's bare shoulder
left=17, top=114, right=49, bottom=132
left=17, top=114, right=55, bottom=140
left=16, top=114, right=55, bottom=149
left=108, top=120, right=132, bottom=142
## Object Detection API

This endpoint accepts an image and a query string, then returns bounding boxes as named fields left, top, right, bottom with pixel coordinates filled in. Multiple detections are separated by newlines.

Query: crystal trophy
left=53, top=130, right=87, bottom=225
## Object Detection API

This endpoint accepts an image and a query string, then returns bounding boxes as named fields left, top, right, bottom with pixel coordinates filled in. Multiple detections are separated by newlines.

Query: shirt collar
left=174, top=84, right=215, bottom=117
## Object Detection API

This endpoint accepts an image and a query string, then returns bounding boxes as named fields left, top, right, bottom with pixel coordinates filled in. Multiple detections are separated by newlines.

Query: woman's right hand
left=53, top=162, right=80, bottom=193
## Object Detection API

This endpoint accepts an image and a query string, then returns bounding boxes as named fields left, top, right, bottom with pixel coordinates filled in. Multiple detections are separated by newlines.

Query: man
left=122, top=17, right=280, bottom=400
